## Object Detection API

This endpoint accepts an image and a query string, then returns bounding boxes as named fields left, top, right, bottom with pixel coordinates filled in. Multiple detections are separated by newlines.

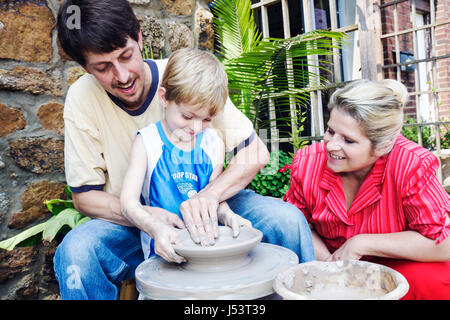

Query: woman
left=284, top=79, right=450, bottom=299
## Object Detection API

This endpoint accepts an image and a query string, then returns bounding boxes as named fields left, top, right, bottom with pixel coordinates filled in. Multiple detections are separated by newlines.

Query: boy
left=120, top=49, right=250, bottom=263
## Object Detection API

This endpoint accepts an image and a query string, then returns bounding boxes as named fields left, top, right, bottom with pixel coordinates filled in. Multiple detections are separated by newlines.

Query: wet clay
left=173, top=226, right=263, bottom=272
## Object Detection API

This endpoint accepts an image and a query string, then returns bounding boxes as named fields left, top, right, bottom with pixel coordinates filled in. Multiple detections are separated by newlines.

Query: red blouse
left=284, top=134, right=450, bottom=253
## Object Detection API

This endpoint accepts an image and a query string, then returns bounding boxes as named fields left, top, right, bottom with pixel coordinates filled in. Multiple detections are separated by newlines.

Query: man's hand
left=178, top=134, right=269, bottom=246
left=218, top=207, right=252, bottom=237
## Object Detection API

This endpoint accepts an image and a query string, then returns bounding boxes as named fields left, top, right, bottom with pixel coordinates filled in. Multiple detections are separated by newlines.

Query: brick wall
left=436, top=0, right=450, bottom=119
left=0, top=0, right=215, bottom=300
left=380, top=0, right=450, bottom=120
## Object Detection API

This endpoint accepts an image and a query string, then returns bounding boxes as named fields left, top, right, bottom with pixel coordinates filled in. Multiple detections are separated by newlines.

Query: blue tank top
left=138, top=121, right=223, bottom=258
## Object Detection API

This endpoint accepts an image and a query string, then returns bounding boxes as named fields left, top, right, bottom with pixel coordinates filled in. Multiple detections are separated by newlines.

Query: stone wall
left=0, top=0, right=215, bottom=300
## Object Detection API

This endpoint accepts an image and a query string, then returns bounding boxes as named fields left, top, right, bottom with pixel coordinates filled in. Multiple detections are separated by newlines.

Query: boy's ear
left=158, top=87, right=167, bottom=107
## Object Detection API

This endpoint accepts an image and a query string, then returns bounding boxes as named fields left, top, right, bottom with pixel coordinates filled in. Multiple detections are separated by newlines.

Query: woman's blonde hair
left=328, top=79, right=409, bottom=154
left=161, top=48, right=228, bottom=117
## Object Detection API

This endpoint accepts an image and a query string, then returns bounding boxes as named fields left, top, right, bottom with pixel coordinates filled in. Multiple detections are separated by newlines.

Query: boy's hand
left=141, top=206, right=186, bottom=263
left=152, top=220, right=186, bottom=264
left=144, top=206, right=185, bottom=229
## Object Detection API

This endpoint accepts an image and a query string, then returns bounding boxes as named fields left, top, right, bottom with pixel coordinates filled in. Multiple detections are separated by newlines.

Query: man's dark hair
left=57, top=0, right=140, bottom=66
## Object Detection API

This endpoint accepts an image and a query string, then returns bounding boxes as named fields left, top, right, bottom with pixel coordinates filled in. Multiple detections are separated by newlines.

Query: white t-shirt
left=63, top=59, right=253, bottom=197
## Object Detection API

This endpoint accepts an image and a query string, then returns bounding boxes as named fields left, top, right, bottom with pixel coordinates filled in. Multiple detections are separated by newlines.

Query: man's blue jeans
left=53, top=189, right=315, bottom=299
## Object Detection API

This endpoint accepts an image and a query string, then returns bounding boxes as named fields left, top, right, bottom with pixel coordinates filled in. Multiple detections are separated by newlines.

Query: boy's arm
left=119, top=134, right=152, bottom=229
left=120, top=135, right=185, bottom=231
left=120, top=134, right=185, bottom=263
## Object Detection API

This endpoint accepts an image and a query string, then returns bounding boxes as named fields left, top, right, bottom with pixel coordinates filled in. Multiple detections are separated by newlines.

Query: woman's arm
left=329, top=223, right=450, bottom=262
left=311, top=229, right=332, bottom=261
left=365, top=230, right=450, bottom=261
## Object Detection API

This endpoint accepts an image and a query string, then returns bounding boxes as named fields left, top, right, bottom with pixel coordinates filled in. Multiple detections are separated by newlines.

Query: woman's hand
left=328, top=231, right=450, bottom=262
left=327, top=234, right=366, bottom=261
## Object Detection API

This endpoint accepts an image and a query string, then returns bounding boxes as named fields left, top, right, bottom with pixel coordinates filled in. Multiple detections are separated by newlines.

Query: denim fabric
left=53, top=219, right=143, bottom=300
left=227, top=189, right=315, bottom=263
left=54, top=189, right=315, bottom=300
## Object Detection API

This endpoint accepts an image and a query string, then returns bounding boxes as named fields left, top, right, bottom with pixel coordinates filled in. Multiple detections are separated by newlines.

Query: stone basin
left=273, top=260, right=409, bottom=300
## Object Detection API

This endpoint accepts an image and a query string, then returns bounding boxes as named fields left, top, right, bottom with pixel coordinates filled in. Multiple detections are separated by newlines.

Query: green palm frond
left=212, top=0, right=261, bottom=59
left=211, top=0, right=345, bottom=137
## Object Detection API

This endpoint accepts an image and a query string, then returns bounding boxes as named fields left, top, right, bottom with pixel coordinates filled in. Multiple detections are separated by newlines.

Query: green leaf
left=75, top=216, right=91, bottom=228
left=65, top=185, right=73, bottom=200
left=211, top=0, right=261, bottom=60
left=45, top=199, right=75, bottom=215
left=212, top=0, right=345, bottom=144
left=0, top=186, right=89, bottom=251
left=42, top=208, right=90, bottom=242
left=0, top=223, right=46, bottom=251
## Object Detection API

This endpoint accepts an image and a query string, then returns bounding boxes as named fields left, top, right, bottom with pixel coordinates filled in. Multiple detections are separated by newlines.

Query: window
left=250, top=0, right=368, bottom=152
left=380, top=0, right=450, bottom=182
left=249, top=0, right=448, bottom=183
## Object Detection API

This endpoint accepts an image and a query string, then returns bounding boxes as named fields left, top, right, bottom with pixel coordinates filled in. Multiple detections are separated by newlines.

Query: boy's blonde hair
left=161, top=48, right=228, bottom=117
left=328, top=79, right=409, bottom=154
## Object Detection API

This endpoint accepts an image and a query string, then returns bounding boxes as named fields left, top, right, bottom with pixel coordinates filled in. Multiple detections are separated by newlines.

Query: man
left=54, top=0, right=314, bottom=299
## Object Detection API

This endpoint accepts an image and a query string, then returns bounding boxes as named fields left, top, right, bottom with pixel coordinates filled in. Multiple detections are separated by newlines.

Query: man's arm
left=72, top=190, right=133, bottom=226
left=203, top=133, right=270, bottom=202
left=179, top=133, right=269, bottom=242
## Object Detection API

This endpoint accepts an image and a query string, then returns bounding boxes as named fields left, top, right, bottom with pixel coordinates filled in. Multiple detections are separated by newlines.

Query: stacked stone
left=0, top=0, right=215, bottom=300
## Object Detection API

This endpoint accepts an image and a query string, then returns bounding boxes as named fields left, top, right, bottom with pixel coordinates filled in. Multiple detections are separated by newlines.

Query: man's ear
left=138, top=30, right=143, bottom=52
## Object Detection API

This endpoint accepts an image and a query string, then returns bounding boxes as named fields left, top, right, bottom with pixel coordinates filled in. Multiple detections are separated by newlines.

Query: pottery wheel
left=135, top=227, right=299, bottom=300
